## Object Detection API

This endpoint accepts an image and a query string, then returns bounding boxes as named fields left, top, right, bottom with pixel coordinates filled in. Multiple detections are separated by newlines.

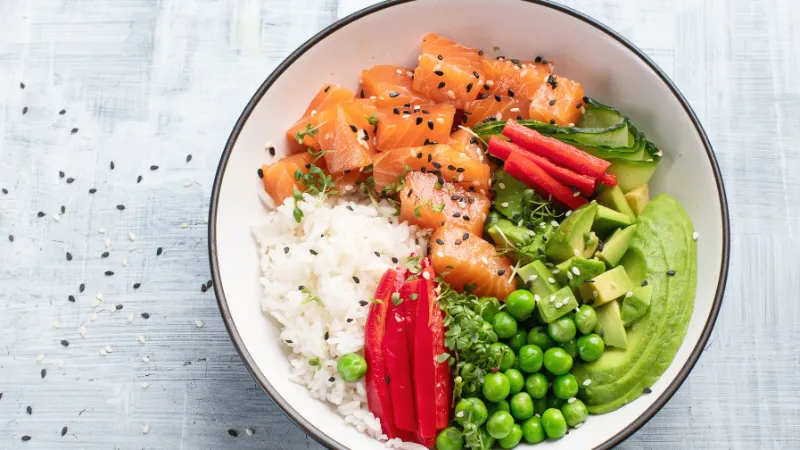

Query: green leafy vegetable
left=295, top=122, right=323, bottom=144
left=365, top=112, right=379, bottom=126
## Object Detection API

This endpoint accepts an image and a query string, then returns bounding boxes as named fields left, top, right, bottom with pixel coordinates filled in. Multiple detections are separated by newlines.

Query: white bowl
left=209, top=1, right=730, bottom=448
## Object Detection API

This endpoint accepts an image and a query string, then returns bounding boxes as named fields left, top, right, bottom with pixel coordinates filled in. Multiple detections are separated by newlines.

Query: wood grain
left=0, top=0, right=797, bottom=449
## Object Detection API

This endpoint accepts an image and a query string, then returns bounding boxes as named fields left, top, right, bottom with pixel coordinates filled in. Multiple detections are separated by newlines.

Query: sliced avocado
left=545, top=202, right=598, bottom=263
left=572, top=194, right=696, bottom=414
left=493, top=169, right=530, bottom=220
left=554, top=256, right=607, bottom=292
left=597, top=224, right=638, bottom=268
left=624, top=184, right=650, bottom=216
left=594, top=300, right=628, bottom=349
left=621, top=285, right=652, bottom=327
left=578, top=266, right=634, bottom=307
left=597, top=186, right=636, bottom=221
left=606, top=158, right=659, bottom=193
left=537, top=286, right=579, bottom=323
left=486, top=214, right=535, bottom=252
left=582, top=232, right=599, bottom=258
left=518, top=260, right=559, bottom=298
left=592, top=205, right=633, bottom=236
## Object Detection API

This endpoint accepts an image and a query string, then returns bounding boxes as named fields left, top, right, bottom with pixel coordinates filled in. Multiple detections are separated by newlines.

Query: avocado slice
left=554, top=256, right=607, bottom=292
left=592, top=205, right=634, bottom=236
left=606, top=158, right=659, bottom=193
left=578, top=266, right=635, bottom=307
left=621, top=285, right=653, bottom=327
left=594, top=300, right=628, bottom=349
left=597, top=224, right=638, bottom=268
left=572, top=195, right=696, bottom=414
left=597, top=185, right=636, bottom=221
left=624, top=184, right=650, bottom=216
left=582, top=232, right=599, bottom=258
left=486, top=214, right=535, bottom=252
left=518, top=260, right=559, bottom=298
left=545, top=202, right=598, bottom=263
left=493, top=169, right=530, bottom=220
left=537, top=285, right=579, bottom=323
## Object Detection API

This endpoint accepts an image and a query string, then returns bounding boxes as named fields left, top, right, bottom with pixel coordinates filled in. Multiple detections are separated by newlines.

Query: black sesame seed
left=466, top=82, right=473, bottom=93
left=643, top=387, right=652, bottom=394
left=434, top=70, right=444, bottom=76
left=79, top=283, right=85, bottom=293
left=508, top=89, right=515, bottom=97
left=346, top=318, right=353, bottom=323
left=328, top=376, right=335, bottom=382
left=66, top=177, right=75, bottom=184
left=392, top=107, right=400, bottom=115
left=61, top=339, right=69, bottom=347
left=201, top=284, right=207, bottom=293
left=352, top=276, right=360, bottom=284
left=88, top=188, right=96, bottom=194
left=494, top=94, right=502, bottom=102
left=447, top=165, right=456, bottom=171
left=478, top=49, right=484, bottom=56
left=41, top=368, right=47, bottom=379
left=600, top=328, right=605, bottom=338
left=432, top=162, right=442, bottom=169
left=324, top=331, right=329, bottom=340
left=435, top=238, right=445, bottom=245
left=150, top=165, right=159, bottom=171
left=346, top=206, right=354, bottom=211
left=27, top=406, right=32, bottom=414
left=101, top=252, right=109, bottom=258
left=284, top=339, right=293, bottom=343
left=473, top=71, right=480, bottom=79
left=110, top=161, right=115, bottom=170
left=324, top=85, right=331, bottom=93
left=68, top=295, right=76, bottom=303
left=407, top=189, right=413, bottom=198
left=550, top=119, right=556, bottom=125
left=116, top=205, right=125, bottom=210
left=427, top=153, right=433, bottom=163
left=59, top=109, right=66, bottom=115
left=22, top=436, right=31, bottom=442
left=641, top=280, right=649, bottom=286
left=70, top=128, right=78, bottom=134
left=349, top=124, right=357, bottom=133
left=186, top=154, right=193, bottom=162
left=141, top=312, right=150, bottom=319
left=66, top=252, right=73, bottom=261
left=437, top=81, right=445, bottom=89
left=452, top=212, right=461, bottom=218
left=20, top=82, right=25, bottom=89
left=61, top=426, right=67, bottom=437
left=535, top=56, right=542, bottom=62
left=206, top=280, right=212, bottom=289
left=416, top=117, right=423, bottom=125
left=549, top=99, right=557, bottom=106
left=666, top=270, right=676, bottom=276
left=309, top=249, right=318, bottom=255
left=8, top=235, right=13, bottom=242
left=389, top=92, right=400, bottom=98
left=156, top=247, right=163, bottom=256
left=1, top=188, right=7, bottom=194
left=463, top=232, right=470, bottom=240
left=416, top=152, right=423, bottom=159
left=437, top=176, right=445, bottom=185
left=463, top=215, right=470, bottom=221
left=537, top=248, right=545, bottom=255
left=479, top=93, right=489, bottom=99
left=105, top=271, right=114, bottom=276
left=437, top=54, right=443, bottom=60
left=137, top=175, right=142, bottom=183
left=115, top=304, right=123, bottom=310
left=497, top=269, right=506, bottom=276
left=392, top=257, right=399, bottom=264
left=510, top=58, right=520, bottom=64
left=455, top=239, right=462, bottom=245
left=228, top=429, right=239, bottom=437
left=133, top=283, right=141, bottom=289
left=359, top=300, right=368, bottom=307
left=374, top=251, right=380, bottom=257
left=576, top=102, right=583, bottom=109
left=583, top=96, right=589, bottom=103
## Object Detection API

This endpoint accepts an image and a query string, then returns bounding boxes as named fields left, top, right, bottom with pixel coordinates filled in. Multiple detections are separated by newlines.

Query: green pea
left=577, top=333, right=605, bottom=362
left=505, top=369, right=525, bottom=395
left=507, top=329, right=528, bottom=352
left=524, top=373, right=549, bottom=399
left=477, top=426, right=495, bottom=450
left=561, top=398, right=589, bottom=427
left=505, top=289, right=536, bottom=319
left=543, top=347, right=573, bottom=375
left=336, top=353, right=367, bottom=382
left=547, top=316, right=577, bottom=343
left=546, top=395, right=565, bottom=410
left=552, top=373, right=579, bottom=400
left=521, top=416, right=546, bottom=444
left=533, top=396, right=548, bottom=416
left=486, top=411, right=515, bottom=439
left=498, top=423, right=523, bottom=449
left=492, top=312, right=518, bottom=339
left=517, top=345, right=544, bottom=373
left=455, top=397, right=488, bottom=426
left=510, top=392, right=534, bottom=420
left=560, top=339, right=578, bottom=358
left=542, top=408, right=568, bottom=439
left=482, top=372, right=511, bottom=402
left=435, top=426, right=464, bottom=450
left=574, top=304, right=598, bottom=334
left=491, top=342, right=516, bottom=371
left=487, top=399, right=510, bottom=416
left=527, top=326, right=554, bottom=350
left=479, top=297, right=501, bottom=322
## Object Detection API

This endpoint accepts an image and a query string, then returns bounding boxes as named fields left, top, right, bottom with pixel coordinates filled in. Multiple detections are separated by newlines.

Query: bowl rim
left=208, top=1, right=731, bottom=448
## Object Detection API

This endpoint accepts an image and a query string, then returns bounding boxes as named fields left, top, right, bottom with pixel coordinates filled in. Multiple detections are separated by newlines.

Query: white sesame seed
left=501, top=202, right=509, bottom=208
left=447, top=90, right=455, bottom=100
left=520, top=70, right=528, bottom=77
left=122, top=257, right=128, bottom=267
left=495, top=112, right=502, bottom=121
left=128, top=232, right=136, bottom=241
left=96, top=293, right=104, bottom=300
left=138, top=335, right=146, bottom=344
left=545, top=262, right=554, bottom=268
left=626, top=291, right=634, bottom=298
left=127, top=314, right=135, bottom=323
left=574, top=307, right=580, bottom=313
left=548, top=277, right=556, bottom=284
left=552, top=268, right=560, bottom=274
left=568, top=397, right=576, bottom=404
left=573, top=249, right=581, bottom=256
left=534, top=294, right=541, bottom=301
left=100, top=349, right=108, bottom=356
left=555, top=302, right=562, bottom=308
left=98, top=227, right=106, bottom=234
left=574, top=423, right=583, bottom=429
left=583, top=379, right=592, bottom=386
left=203, top=217, right=208, bottom=224
left=195, top=320, right=204, bottom=328
left=52, top=214, right=61, bottom=222
left=142, top=356, right=151, bottom=363
left=402, top=114, right=410, bottom=118
left=456, top=411, right=464, bottom=418
left=436, top=117, right=445, bottom=124
left=90, top=314, right=97, bottom=322
left=264, top=141, right=273, bottom=150
left=549, top=295, right=556, bottom=303
left=37, top=354, right=45, bottom=362
left=105, top=239, right=111, bottom=248
left=567, top=272, right=574, bottom=280
left=104, top=346, right=114, bottom=354
left=142, top=424, right=150, bottom=434
left=246, top=428, right=255, bottom=436
left=593, top=290, right=599, bottom=297
left=344, top=185, right=353, bottom=191
left=565, top=210, right=573, bottom=217
left=422, top=271, right=431, bottom=280
left=433, top=64, right=442, bottom=72
left=79, top=326, right=87, bottom=338
left=510, top=107, right=520, bottom=112
left=572, top=267, right=581, bottom=276
left=486, top=80, right=494, bottom=87
left=369, top=96, right=377, bottom=100
left=528, top=274, right=538, bottom=281
left=457, top=173, right=464, bottom=182
left=692, top=232, right=699, bottom=240
left=396, top=69, right=403, bottom=74
left=181, top=223, right=189, bottom=229
left=573, top=190, right=581, bottom=197
left=611, top=281, right=617, bottom=288
left=551, top=220, right=559, bottom=227
left=183, top=181, right=193, bottom=187
left=141, top=383, right=151, bottom=389
left=52, top=321, right=61, bottom=329
left=498, top=183, right=506, bottom=189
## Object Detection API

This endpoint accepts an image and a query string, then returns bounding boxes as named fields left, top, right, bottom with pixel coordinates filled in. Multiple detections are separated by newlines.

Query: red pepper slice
left=428, top=283, right=451, bottom=430
left=413, top=267, right=438, bottom=440
left=365, top=268, right=401, bottom=438
left=384, top=289, right=417, bottom=432
left=502, top=119, right=611, bottom=179
left=489, top=136, right=596, bottom=196
left=400, top=279, right=420, bottom=367
left=505, top=152, right=588, bottom=210
left=600, top=172, right=617, bottom=187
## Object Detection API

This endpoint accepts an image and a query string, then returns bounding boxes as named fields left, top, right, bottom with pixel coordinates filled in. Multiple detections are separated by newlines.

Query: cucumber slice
left=606, top=158, right=660, bottom=193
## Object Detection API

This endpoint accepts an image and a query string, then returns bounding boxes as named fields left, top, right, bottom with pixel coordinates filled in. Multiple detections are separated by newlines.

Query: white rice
left=254, top=193, right=424, bottom=440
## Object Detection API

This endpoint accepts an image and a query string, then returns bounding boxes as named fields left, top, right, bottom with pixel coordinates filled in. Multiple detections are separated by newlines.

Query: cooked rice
left=254, top=193, right=424, bottom=440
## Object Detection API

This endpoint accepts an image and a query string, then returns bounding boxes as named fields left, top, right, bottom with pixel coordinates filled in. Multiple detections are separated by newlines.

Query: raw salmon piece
left=462, top=96, right=530, bottom=128
left=375, top=104, right=455, bottom=151
left=372, top=144, right=490, bottom=193
left=413, top=33, right=485, bottom=108
left=481, top=58, right=552, bottom=100
left=317, top=102, right=377, bottom=174
left=430, top=224, right=516, bottom=299
left=286, top=85, right=354, bottom=150
left=528, top=75, right=585, bottom=127
left=261, top=152, right=315, bottom=205
left=447, top=129, right=485, bottom=161
left=420, top=33, right=484, bottom=66
left=361, top=65, right=431, bottom=108
left=398, top=172, right=490, bottom=236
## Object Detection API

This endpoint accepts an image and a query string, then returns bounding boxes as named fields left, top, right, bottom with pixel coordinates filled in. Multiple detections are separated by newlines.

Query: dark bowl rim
left=208, top=1, right=731, bottom=449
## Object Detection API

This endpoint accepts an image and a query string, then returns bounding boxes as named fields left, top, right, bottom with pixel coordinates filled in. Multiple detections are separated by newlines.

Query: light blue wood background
left=0, top=0, right=797, bottom=448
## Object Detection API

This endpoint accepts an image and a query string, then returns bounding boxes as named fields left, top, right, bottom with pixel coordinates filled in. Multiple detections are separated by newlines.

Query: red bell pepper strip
left=600, top=172, right=617, bottom=186
left=384, top=294, right=417, bottom=432
left=502, top=119, right=611, bottom=179
left=413, top=267, right=438, bottom=441
left=365, top=268, right=401, bottom=438
left=489, top=136, right=596, bottom=196
left=427, top=284, right=451, bottom=430
left=505, top=152, right=588, bottom=210
left=400, top=279, right=420, bottom=367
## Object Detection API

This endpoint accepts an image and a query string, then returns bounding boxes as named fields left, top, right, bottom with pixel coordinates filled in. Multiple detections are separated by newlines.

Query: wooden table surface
left=0, top=0, right=797, bottom=448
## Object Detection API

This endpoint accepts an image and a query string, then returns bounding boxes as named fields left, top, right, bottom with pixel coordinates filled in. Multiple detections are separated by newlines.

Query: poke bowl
left=209, top=1, right=730, bottom=449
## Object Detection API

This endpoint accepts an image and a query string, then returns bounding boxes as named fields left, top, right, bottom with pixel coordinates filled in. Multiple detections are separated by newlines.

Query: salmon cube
left=398, top=172, right=489, bottom=236
left=375, top=104, right=455, bottom=151
left=528, top=75, right=585, bottom=127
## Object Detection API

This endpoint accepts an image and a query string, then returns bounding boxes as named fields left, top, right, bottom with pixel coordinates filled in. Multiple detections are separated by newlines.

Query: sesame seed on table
left=0, top=0, right=796, bottom=449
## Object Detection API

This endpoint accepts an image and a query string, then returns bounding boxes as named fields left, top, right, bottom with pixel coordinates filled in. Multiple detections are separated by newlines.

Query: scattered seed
left=8, top=235, right=13, bottom=242
left=68, top=295, right=75, bottom=302
left=41, top=368, right=47, bottom=379
left=61, top=426, right=67, bottom=437
left=59, top=109, right=66, bottom=115
left=65, top=252, right=73, bottom=261
left=143, top=424, right=150, bottom=434
left=37, top=211, right=45, bottom=217
left=105, top=271, right=114, bottom=276
left=228, top=429, right=239, bottom=437
left=61, top=340, right=69, bottom=347
left=195, top=320, right=204, bottom=328
left=116, top=205, right=125, bottom=210
left=141, top=312, right=150, bottom=319
left=22, top=436, right=31, bottom=442
left=133, top=282, right=141, bottom=289
left=26, top=406, right=32, bottom=414
left=70, top=128, right=79, bottom=134
left=20, top=82, right=25, bottom=89
left=666, top=270, right=676, bottom=276
left=137, top=175, right=143, bottom=183
left=88, top=188, right=96, bottom=194
left=115, top=304, right=123, bottom=310
left=201, top=284, right=207, bottom=293
left=150, top=165, right=159, bottom=171
left=352, top=276, right=360, bottom=284
left=643, top=387, right=652, bottom=394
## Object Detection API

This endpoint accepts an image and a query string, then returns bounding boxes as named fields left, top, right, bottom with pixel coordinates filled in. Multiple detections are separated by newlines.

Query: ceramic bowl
left=209, top=1, right=730, bottom=448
